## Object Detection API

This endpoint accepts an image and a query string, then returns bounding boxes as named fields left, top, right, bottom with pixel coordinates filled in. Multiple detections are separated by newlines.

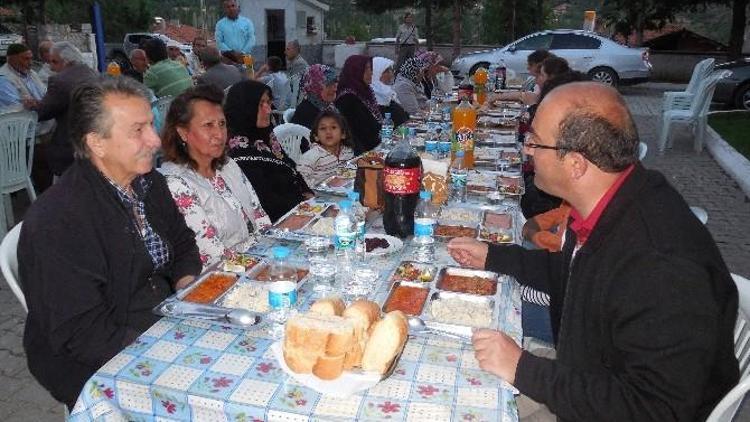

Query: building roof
left=157, top=22, right=212, bottom=44
left=643, top=28, right=727, bottom=52
left=299, top=0, right=330, bottom=12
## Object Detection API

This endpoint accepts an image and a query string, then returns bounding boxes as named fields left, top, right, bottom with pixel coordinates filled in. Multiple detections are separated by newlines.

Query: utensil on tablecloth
left=407, top=316, right=472, bottom=342
left=162, top=302, right=260, bottom=326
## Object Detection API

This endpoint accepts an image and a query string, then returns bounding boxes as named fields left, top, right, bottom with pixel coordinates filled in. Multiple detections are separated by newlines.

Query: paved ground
left=0, top=83, right=748, bottom=421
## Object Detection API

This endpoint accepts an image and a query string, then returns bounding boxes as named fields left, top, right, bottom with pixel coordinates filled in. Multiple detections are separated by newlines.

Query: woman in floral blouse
left=160, top=85, right=272, bottom=269
left=224, top=80, right=314, bottom=222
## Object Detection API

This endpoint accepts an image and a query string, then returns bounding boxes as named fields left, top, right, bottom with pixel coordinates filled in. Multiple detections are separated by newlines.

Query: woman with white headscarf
left=371, top=57, right=409, bottom=126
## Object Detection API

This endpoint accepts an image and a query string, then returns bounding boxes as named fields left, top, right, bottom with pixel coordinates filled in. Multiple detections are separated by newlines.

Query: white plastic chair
left=706, top=273, right=750, bottom=421
left=283, top=108, right=296, bottom=123
left=273, top=123, right=310, bottom=164
left=0, top=111, right=37, bottom=231
left=0, top=223, right=26, bottom=312
left=638, top=142, right=648, bottom=161
left=658, top=70, right=731, bottom=153
left=662, top=58, right=715, bottom=113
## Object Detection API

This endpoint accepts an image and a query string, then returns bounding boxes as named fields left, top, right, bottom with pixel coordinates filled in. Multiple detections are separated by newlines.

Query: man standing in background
left=215, top=0, right=255, bottom=64
left=395, top=12, right=419, bottom=75
left=123, top=49, right=148, bottom=83
left=285, top=40, right=308, bottom=79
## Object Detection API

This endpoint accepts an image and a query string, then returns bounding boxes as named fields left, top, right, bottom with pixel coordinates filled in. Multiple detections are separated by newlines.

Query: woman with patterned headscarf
left=334, top=55, right=383, bottom=155
left=393, top=56, right=430, bottom=115
left=291, top=64, right=338, bottom=131
left=417, top=51, right=450, bottom=99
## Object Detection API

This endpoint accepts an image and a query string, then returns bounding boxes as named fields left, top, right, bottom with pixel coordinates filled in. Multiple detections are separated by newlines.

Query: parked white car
left=451, top=29, right=652, bottom=87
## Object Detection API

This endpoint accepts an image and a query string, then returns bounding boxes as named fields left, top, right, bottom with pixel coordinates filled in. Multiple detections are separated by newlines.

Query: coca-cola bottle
left=383, top=131, right=422, bottom=238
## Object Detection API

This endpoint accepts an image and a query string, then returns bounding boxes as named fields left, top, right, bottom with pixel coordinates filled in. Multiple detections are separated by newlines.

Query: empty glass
left=309, top=260, right=337, bottom=297
left=344, top=266, right=379, bottom=301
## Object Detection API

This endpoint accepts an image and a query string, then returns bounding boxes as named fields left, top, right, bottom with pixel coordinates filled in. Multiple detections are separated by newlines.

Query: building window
left=306, top=16, right=317, bottom=35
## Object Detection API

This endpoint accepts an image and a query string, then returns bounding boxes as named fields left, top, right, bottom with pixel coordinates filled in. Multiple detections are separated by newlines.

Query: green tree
left=481, top=0, right=542, bottom=45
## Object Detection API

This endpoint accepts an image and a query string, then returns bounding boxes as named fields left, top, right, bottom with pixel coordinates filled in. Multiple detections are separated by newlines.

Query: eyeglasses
left=523, top=131, right=570, bottom=152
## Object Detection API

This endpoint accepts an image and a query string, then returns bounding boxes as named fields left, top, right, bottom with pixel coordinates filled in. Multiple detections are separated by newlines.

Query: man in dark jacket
left=448, top=82, right=739, bottom=421
left=196, top=46, right=245, bottom=91
left=24, top=41, right=98, bottom=181
left=19, top=76, right=202, bottom=410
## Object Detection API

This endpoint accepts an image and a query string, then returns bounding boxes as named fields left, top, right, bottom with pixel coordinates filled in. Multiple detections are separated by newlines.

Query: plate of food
left=364, top=234, right=403, bottom=256
left=273, top=298, right=408, bottom=397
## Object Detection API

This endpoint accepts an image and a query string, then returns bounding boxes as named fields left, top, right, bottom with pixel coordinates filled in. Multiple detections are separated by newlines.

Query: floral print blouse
left=160, top=159, right=272, bottom=269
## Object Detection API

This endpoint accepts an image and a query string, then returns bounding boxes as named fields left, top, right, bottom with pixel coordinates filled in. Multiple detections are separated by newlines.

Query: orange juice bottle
left=452, top=99, right=476, bottom=168
left=473, top=67, right=488, bottom=105
left=106, top=62, right=121, bottom=77
left=242, top=54, right=255, bottom=78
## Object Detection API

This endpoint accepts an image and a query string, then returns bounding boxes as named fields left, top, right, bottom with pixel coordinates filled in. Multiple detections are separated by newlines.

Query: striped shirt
left=297, top=144, right=354, bottom=188
left=144, top=59, right=193, bottom=98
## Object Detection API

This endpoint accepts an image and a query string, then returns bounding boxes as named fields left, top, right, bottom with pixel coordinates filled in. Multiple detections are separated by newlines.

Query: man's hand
left=175, top=275, right=195, bottom=290
left=447, top=237, right=488, bottom=269
left=472, top=329, right=522, bottom=384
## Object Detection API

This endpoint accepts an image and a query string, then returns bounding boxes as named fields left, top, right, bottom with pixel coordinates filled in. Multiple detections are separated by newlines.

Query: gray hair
left=199, top=46, right=221, bottom=67
left=51, top=41, right=85, bottom=66
left=556, top=110, right=639, bottom=172
left=69, top=76, right=151, bottom=159
left=288, top=39, right=301, bottom=51
left=129, top=48, right=146, bottom=60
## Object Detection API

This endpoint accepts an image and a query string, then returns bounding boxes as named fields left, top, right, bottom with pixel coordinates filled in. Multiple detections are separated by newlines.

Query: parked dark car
left=714, top=58, right=750, bottom=110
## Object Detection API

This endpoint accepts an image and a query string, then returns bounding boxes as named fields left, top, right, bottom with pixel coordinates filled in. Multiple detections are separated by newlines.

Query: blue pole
left=92, top=2, right=106, bottom=72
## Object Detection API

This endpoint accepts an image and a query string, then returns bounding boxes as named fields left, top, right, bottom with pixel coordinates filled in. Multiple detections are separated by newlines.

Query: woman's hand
left=446, top=237, right=488, bottom=269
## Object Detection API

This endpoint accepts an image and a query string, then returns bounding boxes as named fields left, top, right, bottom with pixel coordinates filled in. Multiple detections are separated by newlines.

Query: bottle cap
left=419, top=190, right=432, bottom=200
left=272, top=246, right=290, bottom=259
left=385, top=112, right=391, bottom=118
left=338, top=200, right=352, bottom=210
left=347, top=191, right=360, bottom=201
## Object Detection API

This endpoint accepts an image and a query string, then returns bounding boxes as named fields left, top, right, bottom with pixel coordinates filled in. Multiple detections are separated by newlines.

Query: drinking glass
left=345, top=266, right=379, bottom=301
left=304, top=236, right=330, bottom=263
left=309, top=260, right=337, bottom=297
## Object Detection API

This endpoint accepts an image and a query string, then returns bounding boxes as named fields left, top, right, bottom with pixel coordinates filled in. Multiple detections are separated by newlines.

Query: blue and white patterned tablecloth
left=70, top=227, right=523, bottom=422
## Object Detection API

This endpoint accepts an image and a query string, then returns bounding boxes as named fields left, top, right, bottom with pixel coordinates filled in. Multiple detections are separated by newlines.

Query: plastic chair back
left=638, top=142, right=648, bottom=161
left=685, top=58, right=715, bottom=95
left=0, top=223, right=26, bottom=312
left=706, top=273, right=750, bottom=421
left=283, top=108, right=296, bottom=123
left=691, top=70, right=731, bottom=118
left=0, top=111, right=37, bottom=192
left=273, top=123, right=310, bottom=164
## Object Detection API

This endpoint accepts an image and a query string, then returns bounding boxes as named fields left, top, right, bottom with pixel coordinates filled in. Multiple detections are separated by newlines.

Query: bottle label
left=455, top=127, right=475, bottom=152
left=414, top=217, right=435, bottom=236
left=383, top=167, right=422, bottom=194
left=381, top=126, right=393, bottom=140
left=451, top=171, right=467, bottom=189
left=268, top=281, right=297, bottom=309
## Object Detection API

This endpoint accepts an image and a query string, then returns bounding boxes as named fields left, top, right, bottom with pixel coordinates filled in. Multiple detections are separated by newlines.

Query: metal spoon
left=162, top=302, right=259, bottom=326
left=407, top=316, right=471, bottom=342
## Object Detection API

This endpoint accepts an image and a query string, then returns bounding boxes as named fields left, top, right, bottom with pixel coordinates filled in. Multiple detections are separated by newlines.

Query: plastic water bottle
left=334, top=200, right=358, bottom=290
left=438, top=122, right=452, bottom=159
left=347, top=191, right=367, bottom=257
left=267, top=246, right=298, bottom=337
left=450, top=150, right=468, bottom=203
left=413, top=191, right=437, bottom=263
left=381, top=112, right=394, bottom=147
left=488, top=63, right=498, bottom=92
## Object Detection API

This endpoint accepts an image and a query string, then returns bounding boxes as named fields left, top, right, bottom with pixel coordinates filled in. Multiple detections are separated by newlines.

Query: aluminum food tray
left=261, top=201, right=336, bottom=242
left=379, top=265, right=506, bottom=337
left=314, top=174, right=355, bottom=197
left=478, top=210, right=515, bottom=244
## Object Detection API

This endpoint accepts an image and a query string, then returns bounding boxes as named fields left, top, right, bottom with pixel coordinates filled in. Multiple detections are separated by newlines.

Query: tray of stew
left=383, top=282, right=430, bottom=316
left=435, top=267, right=498, bottom=296
left=261, top=200, right=338, bottom=241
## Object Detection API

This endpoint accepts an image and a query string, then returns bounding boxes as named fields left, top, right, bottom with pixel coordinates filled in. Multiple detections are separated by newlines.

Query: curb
left=705, top=126, right=750, bottom=200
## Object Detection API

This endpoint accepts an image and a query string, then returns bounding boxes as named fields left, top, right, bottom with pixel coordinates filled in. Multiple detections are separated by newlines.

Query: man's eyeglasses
left=523, top=131, right=570, bottom=152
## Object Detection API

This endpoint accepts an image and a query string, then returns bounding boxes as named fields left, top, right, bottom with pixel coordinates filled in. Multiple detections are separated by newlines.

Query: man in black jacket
left=19, top=76, right=202, bottom=410
left=448, top=82, right=739, bottom=421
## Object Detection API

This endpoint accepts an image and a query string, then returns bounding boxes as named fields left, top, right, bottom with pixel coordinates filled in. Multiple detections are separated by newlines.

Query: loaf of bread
left=342, top=299, right=381, bottom=369
left=284, top=313, right=354, bottom=377
left=310, top=297, right=346, bottom=316
left=362, top=311, right=408, bottom=374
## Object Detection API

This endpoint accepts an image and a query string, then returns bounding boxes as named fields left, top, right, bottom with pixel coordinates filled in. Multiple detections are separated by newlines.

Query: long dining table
left=69, top=100, right=527, bottom=422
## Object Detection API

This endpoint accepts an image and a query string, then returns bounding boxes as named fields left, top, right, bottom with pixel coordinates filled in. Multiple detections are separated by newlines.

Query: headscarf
left=302, top=64, right=338, bottom=110
left=224, top=80, right=278, bottom=151
left=337, top=55, right=382, bottom=122
left=417, top=51, right=443, bottom=68
left=399, top=57, right=429, bottom=85
left=371, top=57, right=399, bottom=106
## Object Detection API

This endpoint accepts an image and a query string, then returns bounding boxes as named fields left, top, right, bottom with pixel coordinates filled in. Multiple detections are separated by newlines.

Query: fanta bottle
left=451, top=99, right=476, bottom=168
left=106, top=62, right=121, bottom=77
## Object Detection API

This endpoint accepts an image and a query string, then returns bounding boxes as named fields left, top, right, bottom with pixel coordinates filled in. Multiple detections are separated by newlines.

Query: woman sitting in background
left=160, top=85, right=272, bottom=269
left=417, top=51, right=450, bottom=99
left=491, top=49, right=553, bottom=105
left=371, top=57, right=409, bottom=127
left=225, top=80, right=314, bottom=222
left=255, top=56, right=291, bottom=111
left=291, top=64, right=338, bottom=131
left=335, top=55, right=383, bottom=155
left=297, top=109, right=354, bottom=188
left=393, top=57, right=429, bottom=115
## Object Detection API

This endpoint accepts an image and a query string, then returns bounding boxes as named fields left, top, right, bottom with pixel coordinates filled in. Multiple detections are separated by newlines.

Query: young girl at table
left=297, top=110, right=355, bottom=188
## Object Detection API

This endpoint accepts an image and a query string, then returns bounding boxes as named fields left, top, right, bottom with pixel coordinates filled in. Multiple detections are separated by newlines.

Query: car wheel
left=734, top=83, right=750, bottom=110
left=469, top=62, right=491, bottom=76
left=588, top=67, right=619, bottom=87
